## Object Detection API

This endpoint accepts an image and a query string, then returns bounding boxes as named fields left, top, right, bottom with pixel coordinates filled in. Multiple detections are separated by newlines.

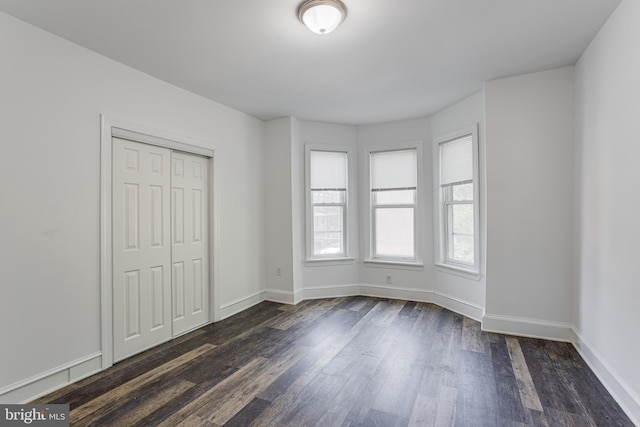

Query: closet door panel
left=113, top=138, right=172, bottom=362
left=171, top=152, right=209, bottom=335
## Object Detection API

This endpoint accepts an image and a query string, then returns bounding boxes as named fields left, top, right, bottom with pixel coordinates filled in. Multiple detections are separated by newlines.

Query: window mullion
left=313, top=202, right=345, bottom=207
left=372, top=203, right=416, bottom=209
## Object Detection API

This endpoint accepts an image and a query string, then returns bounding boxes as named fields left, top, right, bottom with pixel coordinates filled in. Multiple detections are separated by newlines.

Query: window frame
left=305, top=144, right=354, bottom=263
left=434, top=125, right=480, bottom=278
left=366, top=144, right=423, bottom=266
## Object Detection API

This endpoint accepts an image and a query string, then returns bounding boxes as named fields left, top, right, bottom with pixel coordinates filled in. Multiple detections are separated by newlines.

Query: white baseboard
left=358, top=285, right=484, bottom=321
left=301, top=284, right=360, bottom=300
left=359, top=283, right=433, bottom=302
left=219, top=290, right=266, bottom=320
left=264, top=288, right=304, bottom=305
left=0, top=353, right=102, bottom=404
left=432, top=291, right=484, bottom=322
left=293, top=288, right=304, bottom=304
left=294, top=283, right=483, bottom=322
left=481, top=313, right=574, bottom=342
left=572, top=328, right=640, bottom=426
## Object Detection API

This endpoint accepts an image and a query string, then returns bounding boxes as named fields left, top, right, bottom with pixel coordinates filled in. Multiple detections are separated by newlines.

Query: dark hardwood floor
left=36, top=297, right=633, bottom=426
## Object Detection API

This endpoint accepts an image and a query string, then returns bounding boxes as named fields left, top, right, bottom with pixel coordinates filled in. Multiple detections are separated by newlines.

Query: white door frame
left=100, top=114, right=220, bottom=369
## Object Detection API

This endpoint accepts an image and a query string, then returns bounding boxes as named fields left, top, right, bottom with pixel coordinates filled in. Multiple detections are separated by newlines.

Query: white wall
left=264, top=118, right=297, bottom=301
left=0, top=12, right=265, bottom=400
left=574, top=0, right=640, bottom=420
left=356, top=118, right=436, bottom=298
left=265, top=119, right=361, bottom=301
left=296, top=121, right=360, bottom=294
left=290, top=118, right=304, bottom=300
left=483, top=67, right=575, bottom=339
left=430, top=91, right=486, bottom=316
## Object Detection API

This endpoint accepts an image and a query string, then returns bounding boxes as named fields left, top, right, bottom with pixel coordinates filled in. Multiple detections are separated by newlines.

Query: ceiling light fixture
left=297, top=0, right=348, bottom=35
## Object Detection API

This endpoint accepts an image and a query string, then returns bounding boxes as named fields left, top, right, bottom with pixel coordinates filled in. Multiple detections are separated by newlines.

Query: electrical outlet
left=386, top=275, right=392, bottom=284
left=276, top=266, right=282, bottom=276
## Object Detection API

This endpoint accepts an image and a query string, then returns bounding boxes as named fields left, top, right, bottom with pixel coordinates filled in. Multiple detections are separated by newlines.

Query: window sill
left=435, top=263, right=480, bottom=280
left=305, top=257, right=355, bottom=267
left=363, top=259, right=424, bottom=271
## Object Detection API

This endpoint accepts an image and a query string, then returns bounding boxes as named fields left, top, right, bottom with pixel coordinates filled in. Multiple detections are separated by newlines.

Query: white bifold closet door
left=112, top=138, right=209, bottom=362
left=171, top=151, right=209, bottom=336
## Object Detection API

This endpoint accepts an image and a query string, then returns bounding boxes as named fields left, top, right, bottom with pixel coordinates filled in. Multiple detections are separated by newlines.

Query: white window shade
left=440, top=135, right=473, bottom=187
left=310, top=150, right=347, bottom=189
left=371, top=149, right=417, bottom=190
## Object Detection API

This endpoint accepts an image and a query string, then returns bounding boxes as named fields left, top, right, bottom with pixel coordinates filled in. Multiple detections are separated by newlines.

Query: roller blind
left=440, top=135, right=473, bottom=187
left=310, top=150, right=347, bottom=190
left=370, top=149, right=417, bottom=190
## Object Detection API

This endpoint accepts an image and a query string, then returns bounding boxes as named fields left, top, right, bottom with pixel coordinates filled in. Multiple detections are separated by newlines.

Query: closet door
left=112, top=138, right=172, bottom=362
left=171, top=152, right=209, bottom=335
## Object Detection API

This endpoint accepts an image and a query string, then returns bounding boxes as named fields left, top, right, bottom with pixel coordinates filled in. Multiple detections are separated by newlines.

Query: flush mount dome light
left=297, top=0, right=348, bottom=35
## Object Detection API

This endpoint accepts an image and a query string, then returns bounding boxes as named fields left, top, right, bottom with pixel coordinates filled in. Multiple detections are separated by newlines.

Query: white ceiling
left=0, top=0, right=621, bottom=125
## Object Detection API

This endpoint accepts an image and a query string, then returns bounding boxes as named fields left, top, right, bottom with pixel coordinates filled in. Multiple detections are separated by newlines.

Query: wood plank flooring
left=35, top=297, right=634, bottom=426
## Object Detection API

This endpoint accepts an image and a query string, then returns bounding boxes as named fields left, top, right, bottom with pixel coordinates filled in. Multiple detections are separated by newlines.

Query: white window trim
left=306, top=257, right=356, bottom=267
left=305, top=143, right=355, bottom=264
left=363, top=259, right=424, bottom=270
left=364, top=142, right=424, bottom=267
left=433, top=125, right=481, bottom=278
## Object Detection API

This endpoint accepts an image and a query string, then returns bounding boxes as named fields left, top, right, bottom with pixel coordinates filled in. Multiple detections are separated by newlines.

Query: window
left=436, top=127, right=479, bottom=274
left=370, top=149, right=418, bottom=262
left=307, top=148, right=349, bottom=259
